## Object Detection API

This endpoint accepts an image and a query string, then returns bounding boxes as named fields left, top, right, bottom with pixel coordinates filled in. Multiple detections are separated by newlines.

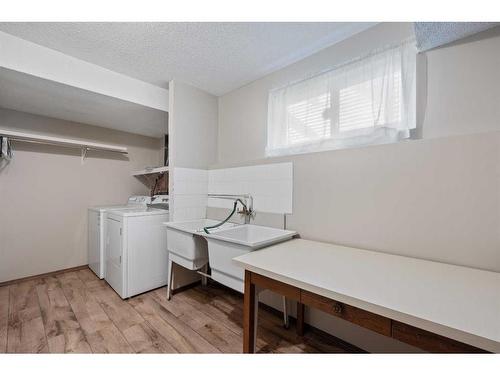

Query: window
left=266, top=40, right=416, bottom=157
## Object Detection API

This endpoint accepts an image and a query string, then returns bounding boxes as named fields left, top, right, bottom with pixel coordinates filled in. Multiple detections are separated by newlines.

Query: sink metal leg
left=201, top=263, right=208, bottom=287
left=282, top=296, right=289, bottom=329
left=167, top=259, right=174, bottom=301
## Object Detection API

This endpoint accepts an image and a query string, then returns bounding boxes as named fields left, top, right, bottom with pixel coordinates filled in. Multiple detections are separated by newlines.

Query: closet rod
left=0, top=128, right=128, bottom=155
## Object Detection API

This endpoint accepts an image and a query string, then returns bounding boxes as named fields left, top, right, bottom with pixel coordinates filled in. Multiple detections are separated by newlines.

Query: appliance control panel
left=128, top=196, right=152, bottom=205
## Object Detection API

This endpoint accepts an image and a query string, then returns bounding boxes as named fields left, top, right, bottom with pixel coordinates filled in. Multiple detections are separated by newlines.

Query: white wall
left=216, top=22, right=500, bottom=352
left=168, top=80, right=218, bottom=223
left=0, top=108, right=161, bottom=283
left=166, top=80, right=219, bottom=286
left=168, top=80, right=218, bottom=170
left=422, top=27, right=500, bottom=138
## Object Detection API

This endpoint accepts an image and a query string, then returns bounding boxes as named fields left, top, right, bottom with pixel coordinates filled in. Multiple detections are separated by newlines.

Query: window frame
left=265, top=39, right=417, bottom=158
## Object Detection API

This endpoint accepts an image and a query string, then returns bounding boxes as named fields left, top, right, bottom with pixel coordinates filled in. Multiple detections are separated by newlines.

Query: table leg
left=243, top=270, right=257, bottom=353
left=282, top=296, right=290, bottom=329
left=296, top=302, right=305, bottom=336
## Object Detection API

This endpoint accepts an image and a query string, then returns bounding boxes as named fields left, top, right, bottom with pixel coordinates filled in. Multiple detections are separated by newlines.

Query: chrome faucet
left=208, top=194, right=254, bottom=224
left=236, top=196, right=254, bottom=224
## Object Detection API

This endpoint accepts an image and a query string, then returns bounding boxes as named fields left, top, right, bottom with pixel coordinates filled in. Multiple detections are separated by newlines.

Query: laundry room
left=0, top=3, right=499, bottom=374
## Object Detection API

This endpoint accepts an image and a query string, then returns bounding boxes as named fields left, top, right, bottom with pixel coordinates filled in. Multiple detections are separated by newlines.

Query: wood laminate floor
left=0, top=268, right=357, bottom=353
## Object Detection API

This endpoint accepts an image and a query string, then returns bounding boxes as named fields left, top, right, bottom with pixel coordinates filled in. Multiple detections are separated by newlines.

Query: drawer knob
left=333, top=303, right=343, bottom=314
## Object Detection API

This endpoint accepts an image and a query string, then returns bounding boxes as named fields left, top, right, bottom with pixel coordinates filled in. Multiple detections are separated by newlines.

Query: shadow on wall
left=415, top=52, right=427, bottom=140
left=0, top=158, right=8, bottom=173
left=414, top=24, right=500, bottom=139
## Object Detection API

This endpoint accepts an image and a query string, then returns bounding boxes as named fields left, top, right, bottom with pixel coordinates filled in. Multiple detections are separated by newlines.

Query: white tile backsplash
left=171, top=163, right=293, bottom=219
left=208, top=162, right=293, bottom=214
left=171, top=167, right=208, bottom=221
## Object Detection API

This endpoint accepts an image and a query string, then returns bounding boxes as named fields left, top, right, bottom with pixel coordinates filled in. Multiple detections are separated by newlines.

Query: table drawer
left=300, top=290, right=392, bottom=337
left=392, top=321, right=487, bottom=353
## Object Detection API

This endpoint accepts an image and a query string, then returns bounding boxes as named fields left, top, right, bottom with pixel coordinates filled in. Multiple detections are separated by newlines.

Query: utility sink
left=204, top=224, right=297, bottom=292
left=164, top=219, right=237, bottom=271
left=204, top=224, right=296, bottom=250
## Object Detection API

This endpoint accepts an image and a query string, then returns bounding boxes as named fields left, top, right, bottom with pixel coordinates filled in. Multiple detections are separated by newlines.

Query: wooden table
left=233, top=239, right=500, bottom=353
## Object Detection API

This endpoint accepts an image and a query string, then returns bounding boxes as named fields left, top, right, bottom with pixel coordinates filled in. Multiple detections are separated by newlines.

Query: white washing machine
left=105, top=196, right=170, bottom=299
left=88, top=196, right=152, bottom=279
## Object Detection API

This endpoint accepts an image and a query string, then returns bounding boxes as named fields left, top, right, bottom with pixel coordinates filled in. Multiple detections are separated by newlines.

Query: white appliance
left=88, top=196, right=152, bottom=279
left=105, top=195, right=170, bottom=299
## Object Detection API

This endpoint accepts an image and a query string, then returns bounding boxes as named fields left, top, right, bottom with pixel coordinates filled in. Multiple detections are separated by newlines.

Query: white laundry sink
left=205, top=224, right=297, bottom=250
left=204, top=225, right=297, bottom=292
left=164, top=219, right=237, bottom=270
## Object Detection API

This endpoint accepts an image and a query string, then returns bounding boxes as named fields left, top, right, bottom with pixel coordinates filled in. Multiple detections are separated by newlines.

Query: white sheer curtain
left=266, top=39, right=416, bottom=157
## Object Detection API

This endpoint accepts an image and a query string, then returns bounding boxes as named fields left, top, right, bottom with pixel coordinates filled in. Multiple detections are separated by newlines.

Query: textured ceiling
left=0, top=22, right=376, bottom=96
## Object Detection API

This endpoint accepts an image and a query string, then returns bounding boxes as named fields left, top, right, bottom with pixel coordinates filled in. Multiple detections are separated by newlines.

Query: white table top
left=233, top=239, right=500, bottom=352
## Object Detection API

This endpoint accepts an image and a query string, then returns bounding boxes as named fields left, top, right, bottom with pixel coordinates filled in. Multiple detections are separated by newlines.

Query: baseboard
left=0, top=264, right=89, bottom=287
